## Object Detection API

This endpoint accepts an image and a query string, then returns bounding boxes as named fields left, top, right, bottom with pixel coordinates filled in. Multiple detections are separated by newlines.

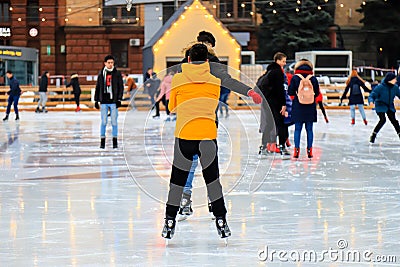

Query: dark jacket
left=94, top=67, right=124, bottom=104
left=8, top=76, right=21, bottom=96
left=288, top=65, right=320, bottom=123
left=181, top=48, right=250, bottom=96
left=66, top=75, right=81, bottom=95
left=39, top=73, right=49, bottom=92
left=368, top=81, right=400, bottom=113
left=258, top=62, right=286, bottom=112
left=144, top=76, right=161, bottom=97
left=342, top=77, right=371, bottom=105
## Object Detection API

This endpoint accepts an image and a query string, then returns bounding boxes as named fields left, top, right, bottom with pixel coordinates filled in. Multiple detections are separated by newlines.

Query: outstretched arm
left=209, top=62, right=261, bottom=103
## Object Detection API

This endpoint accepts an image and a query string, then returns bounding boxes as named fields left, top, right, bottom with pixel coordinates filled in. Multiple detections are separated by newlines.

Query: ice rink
left=1, top=108, right=399, bottom=266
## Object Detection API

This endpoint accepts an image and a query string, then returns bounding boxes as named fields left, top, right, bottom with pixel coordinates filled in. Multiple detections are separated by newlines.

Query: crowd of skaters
left=2, top=30, right=400, bottom=244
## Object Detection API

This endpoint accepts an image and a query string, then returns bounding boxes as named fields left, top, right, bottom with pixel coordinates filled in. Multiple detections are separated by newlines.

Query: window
left=219, top=0, right=233, bottom=19
left=103, top=4, right=138, bottom=25
left=0, top=1, right=10, bottom=23
left=237, top=0, right=252, bottom=19
left=111, top=40, right=128, bottom=68
left=27, top=0, right=40, bottom=23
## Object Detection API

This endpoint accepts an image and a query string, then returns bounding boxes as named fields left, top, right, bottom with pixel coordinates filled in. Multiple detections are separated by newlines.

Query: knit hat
left=385, top=72, right=396, bottom=83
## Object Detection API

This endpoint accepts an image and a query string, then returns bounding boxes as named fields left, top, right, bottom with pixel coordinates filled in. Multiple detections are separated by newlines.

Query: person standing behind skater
left=368, top=72, right=400, bottom=144
left=37, top=71, right=50, bottom=113
left=341, top=69, right=371, bottom=125
left=94, top=55, right=124, bottom=149
left=3, top=70, right=21, bottom=121
left=258, top=52, right=287, bottom=155
left=66, top=73, right=81, bottom=112
left=288, top=59, right=320, bottom=159
left=161, top=43, right=230, bottom=240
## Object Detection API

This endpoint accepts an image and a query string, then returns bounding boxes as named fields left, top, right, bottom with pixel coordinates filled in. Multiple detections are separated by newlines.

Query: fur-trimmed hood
left=294, top=60, right=313, bottom=71
left=71, top=73, right=79, bottom=79
left=181, top=41, right=217, bottom=58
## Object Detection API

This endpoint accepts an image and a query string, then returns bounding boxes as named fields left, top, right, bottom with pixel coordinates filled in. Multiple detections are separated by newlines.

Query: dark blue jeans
left=6, top=95, right=20, bottom=115
left=294, top=122, right=313, bottom=149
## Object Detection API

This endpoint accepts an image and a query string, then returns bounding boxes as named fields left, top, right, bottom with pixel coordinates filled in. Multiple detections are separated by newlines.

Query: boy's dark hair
left=6, top=70, right=12, bottom=74
left=273, top=52, right=287, bottom=62
left=197, top=31, right=216, bottom=47
left=104, top=55, right=115, bottom=62
left=189, top=43, right=208, bottom=62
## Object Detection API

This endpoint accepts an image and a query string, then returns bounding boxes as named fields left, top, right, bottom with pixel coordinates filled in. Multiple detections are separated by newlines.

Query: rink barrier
left=1, top=84, right=399, bottom=111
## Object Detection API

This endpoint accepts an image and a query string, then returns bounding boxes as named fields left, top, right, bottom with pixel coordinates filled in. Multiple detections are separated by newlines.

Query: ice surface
left=0, top=109, right=399, bottom=266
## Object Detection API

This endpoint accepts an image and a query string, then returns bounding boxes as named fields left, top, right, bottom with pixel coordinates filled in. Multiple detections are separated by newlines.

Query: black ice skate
left=369, top=132, right=377, bottom=144
left=258, top=145, right=268, bottom=155
left=215, top=216, right=231, bottom=239
left=161, top=217, right=176, bottom=239
left=280, top=145, right=291, bottom=160
left=177, top=193, right=193, bottom=221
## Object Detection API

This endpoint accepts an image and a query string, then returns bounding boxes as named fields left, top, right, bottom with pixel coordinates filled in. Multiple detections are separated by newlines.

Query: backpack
left=351, top=83, right=362, bottom=95
left=296, top=74, right=315, bottom=104
left=257, top=71, right=272, bottom=98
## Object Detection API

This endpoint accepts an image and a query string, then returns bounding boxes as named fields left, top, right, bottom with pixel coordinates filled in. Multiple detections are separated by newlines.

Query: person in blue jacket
left=288, top=59, right=320, bottom=159
left=368, top=72, right=400, bottom=143
left=3, top=70, right=21, bottom=121
left=341, top=69, right=371, bottom=125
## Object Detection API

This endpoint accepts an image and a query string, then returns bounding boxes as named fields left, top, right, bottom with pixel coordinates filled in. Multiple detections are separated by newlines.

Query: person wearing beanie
left=368, top=72, right=400, bottom=144
left=341, top=69, right=372, bottom=125
left=66, top=73, right=82, bottom=112
left=288, top=59, right=320, bottom=159
left=94, top=55, right=124, bottom=149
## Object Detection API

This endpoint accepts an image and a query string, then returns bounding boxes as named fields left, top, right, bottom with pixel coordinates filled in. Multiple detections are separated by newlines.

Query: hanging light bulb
left=269, top=2, right=273, bottom=6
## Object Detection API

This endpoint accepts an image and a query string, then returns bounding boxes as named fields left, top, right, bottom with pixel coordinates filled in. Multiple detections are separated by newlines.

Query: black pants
left=165, top=138, right=227, bottom=218
left=154, top=95, right=169, bottom=116
left=271, top=107, right=286, bottom=146
left=373, top=110, right=400, bottom=135
left=74, top=93, right=80, bottom=107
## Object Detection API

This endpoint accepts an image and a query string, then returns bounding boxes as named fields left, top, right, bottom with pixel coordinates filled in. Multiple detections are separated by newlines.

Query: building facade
left=0, top=0, right=388, bottom=85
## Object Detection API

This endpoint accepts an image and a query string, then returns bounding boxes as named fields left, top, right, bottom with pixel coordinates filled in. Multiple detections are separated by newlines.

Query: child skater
left=161, top=43, right=231, bottom=240
left=288, top=59, right=320, bottom=159
left=368, top=72, right=400, bottom=144
left=341, top=69, right=371, bottom=125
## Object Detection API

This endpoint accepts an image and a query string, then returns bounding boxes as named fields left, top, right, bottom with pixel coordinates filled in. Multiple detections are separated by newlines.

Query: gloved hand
left=95, top=102, right=100, bottom=109
left=7, top=91, right=10, bottom=95
left=116, top=101, right=122, bottom=108
left=247, top=89, right=262, bottom=104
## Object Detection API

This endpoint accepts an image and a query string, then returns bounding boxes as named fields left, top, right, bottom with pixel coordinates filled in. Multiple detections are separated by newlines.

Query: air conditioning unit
left=129, top=38, right=140, bottom=47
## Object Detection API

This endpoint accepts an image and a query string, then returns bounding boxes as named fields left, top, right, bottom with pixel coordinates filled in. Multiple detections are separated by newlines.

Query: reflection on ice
left=0, top=110, right=399, bottom=266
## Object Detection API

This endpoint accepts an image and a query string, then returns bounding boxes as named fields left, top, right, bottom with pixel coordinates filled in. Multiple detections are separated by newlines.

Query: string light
left=272, top=9, right=277, bottom=14
left=41, top=18, right=46, bottom=22
left=17, top=17, right=22, bottom=21
left=9, top=6, right=13, bottom=11
left=269, top=2, right=273, bottom=6
left=39, top=7, right=43, bottom=12
left=317, top=6, right=322, bottom=10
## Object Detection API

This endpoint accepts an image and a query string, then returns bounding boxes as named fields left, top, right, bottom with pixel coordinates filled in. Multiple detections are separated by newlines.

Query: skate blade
left=177, top=215, right=188, bottom=222
left=223, top=238, right=228, bottom=246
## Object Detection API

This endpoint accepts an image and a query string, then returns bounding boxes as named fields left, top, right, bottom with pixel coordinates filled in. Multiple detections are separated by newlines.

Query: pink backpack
left=296, top=74, right=315, bottom=104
